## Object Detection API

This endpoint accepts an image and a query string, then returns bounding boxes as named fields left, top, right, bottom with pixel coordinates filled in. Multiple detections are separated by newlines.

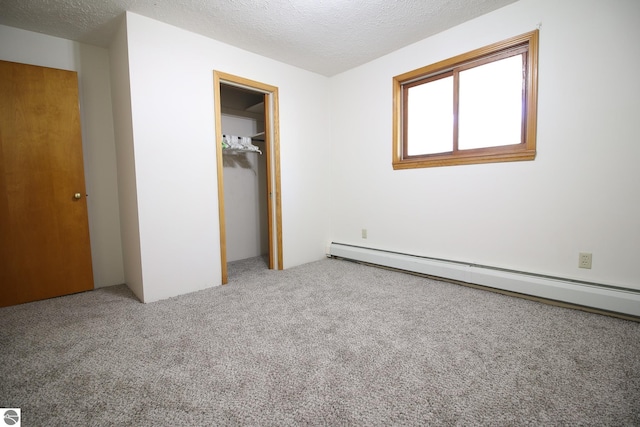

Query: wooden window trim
left=392, top=30, right=539, bottom=169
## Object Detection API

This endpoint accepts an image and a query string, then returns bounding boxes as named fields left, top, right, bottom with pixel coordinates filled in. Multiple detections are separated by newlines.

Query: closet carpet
left=1, top=256, right=639, bottom=425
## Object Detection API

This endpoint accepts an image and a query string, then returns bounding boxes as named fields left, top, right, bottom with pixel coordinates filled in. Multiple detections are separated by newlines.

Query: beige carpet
left=1, top=257, right=639, bottom=425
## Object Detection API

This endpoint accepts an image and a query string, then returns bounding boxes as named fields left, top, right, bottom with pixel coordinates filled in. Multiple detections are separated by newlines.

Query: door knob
left=74, top=193, right=82, bottom=200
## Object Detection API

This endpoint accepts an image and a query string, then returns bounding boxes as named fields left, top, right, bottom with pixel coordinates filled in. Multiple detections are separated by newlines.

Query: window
left=392, top=30, right=539, bottom=169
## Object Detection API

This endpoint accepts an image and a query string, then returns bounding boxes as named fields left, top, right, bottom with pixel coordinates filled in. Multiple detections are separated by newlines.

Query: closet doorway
left=214, top=71, right=283, bottom=284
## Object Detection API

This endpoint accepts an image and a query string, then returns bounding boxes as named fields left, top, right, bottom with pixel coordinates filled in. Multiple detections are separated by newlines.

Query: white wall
left=221, top=114, right=268, bottom=262
left=329, top=0, right=640, bottom=291
left=120, top=12, right=332, bottom=302
left=0, top=25, right=125, bottom=289
left=108, top=18, right=145, bottom=301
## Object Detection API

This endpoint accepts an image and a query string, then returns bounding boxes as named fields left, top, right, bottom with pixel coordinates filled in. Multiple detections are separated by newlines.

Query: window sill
left=392, top=148, right=536, bottom=170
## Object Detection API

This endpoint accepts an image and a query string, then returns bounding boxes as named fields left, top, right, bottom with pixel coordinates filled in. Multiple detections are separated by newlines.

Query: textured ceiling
left=0, top=0, right=518, bottom=76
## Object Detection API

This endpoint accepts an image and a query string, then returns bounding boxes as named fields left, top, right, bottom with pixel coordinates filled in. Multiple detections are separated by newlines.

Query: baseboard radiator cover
left=328, top=243, right=640, bottom=317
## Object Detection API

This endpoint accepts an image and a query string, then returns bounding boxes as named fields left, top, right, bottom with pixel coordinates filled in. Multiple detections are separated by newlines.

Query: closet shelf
left=223, top=147, right=262, bottom=155
left=222, top=133, right=262, bottom=154
left=246, top=102, right=264, bottom=114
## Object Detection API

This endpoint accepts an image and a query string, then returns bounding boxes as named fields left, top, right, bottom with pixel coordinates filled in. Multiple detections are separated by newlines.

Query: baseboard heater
left=328, top=242, right=640, bottom=318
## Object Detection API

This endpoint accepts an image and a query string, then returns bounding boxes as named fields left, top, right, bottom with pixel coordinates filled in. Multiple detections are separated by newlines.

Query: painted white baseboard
left=329, top=243, right=640, bottom=317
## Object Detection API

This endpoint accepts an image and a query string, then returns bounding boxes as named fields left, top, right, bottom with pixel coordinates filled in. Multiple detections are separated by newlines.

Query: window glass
left=407, top=75, right=453, bottom=156
left=458, top=54, right=524, bottom=150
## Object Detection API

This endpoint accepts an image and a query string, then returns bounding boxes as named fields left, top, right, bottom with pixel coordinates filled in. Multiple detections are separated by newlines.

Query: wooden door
left=0, top=60, right=94, bottom=307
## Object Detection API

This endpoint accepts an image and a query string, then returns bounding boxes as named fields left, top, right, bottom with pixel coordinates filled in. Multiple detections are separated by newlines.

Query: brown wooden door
left=0, top=60, right=94, bottom=307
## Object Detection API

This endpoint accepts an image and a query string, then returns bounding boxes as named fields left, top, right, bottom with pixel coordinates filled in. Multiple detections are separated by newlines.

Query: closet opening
left=214, top=71, right=283, bottom=284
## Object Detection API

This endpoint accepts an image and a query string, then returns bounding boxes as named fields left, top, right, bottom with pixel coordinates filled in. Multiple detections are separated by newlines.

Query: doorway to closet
left=214, top=71, right=283, bottom=284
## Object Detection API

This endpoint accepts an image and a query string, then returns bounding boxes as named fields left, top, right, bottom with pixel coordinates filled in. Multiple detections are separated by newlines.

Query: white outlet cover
left=579, top=252, right=592, bottom=269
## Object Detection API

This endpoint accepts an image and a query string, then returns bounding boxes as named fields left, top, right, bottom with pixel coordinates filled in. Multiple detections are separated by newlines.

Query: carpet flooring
left=1, top=256, right=639, bottom=426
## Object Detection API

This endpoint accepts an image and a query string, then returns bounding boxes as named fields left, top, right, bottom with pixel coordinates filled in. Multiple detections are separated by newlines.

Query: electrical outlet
left=361, top=229, right=367, bottom=239
left=579, top=252, right=592, bottom=269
